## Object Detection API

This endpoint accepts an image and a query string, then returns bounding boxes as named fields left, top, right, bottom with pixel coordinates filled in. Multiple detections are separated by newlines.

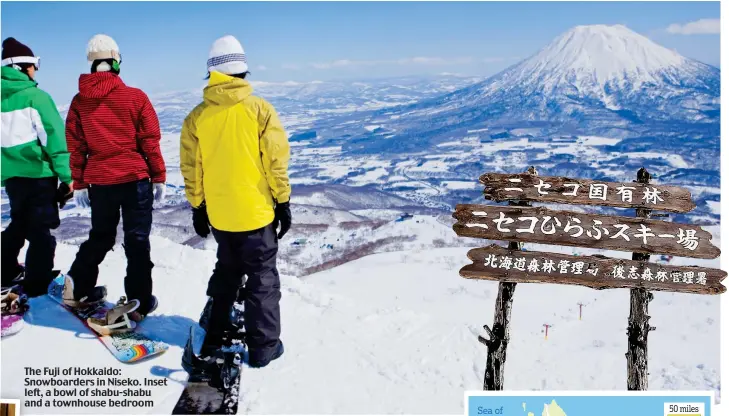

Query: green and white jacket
left=1, top=66, right=72, bottom=185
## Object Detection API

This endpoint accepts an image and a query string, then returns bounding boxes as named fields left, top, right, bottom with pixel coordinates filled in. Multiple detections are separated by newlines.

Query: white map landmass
left=524, top=400, right=567, bottom=416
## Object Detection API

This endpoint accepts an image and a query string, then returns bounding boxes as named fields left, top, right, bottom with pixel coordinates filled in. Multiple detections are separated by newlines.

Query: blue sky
left=1, top=1, right=720, bottom=105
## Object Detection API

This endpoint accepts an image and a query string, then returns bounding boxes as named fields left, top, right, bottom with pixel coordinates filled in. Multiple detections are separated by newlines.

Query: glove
left=192, top=202, right=211, bottom=238
left=153, top=182, right=166, bottom=204
left=56, top=182, right=74, bottom=209
left=74, top=188, right=90, bottom=209
left=272, top=201, right=291, bottom=239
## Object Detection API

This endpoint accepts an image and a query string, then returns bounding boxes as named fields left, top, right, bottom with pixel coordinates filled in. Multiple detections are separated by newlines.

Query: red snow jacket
left=66, top=72, right=166, bottom=189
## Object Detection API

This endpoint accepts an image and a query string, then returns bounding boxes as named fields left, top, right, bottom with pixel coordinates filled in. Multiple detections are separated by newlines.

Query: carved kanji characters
left=612, top=265, right=625, bottom=279
left=513, top=257, right=527, bottom=271
left=641, top=268, right=653, bottom=281
left=616, top=185, right=636, bottom=203
left=484, top=254, right=499, bottom=268
left=571, top=261, right=585, bottom=274
left=642, top=187, right=665, bottom=205
left=499, top=256, right=513, bottom=270
left=676, top=229, right=699, bottom=251
left=588, top=184, right=608, bottom=200
left=627, top=266, right=640, bottom=279
left=542, top=259, right=556, bottom=273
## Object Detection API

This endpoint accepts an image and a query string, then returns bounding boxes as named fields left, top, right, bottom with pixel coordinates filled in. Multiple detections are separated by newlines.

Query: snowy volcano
left=496, top=24, right=715, bottom=97
left=339, top=24, right=720, bottom=155
left=466, top=24, right=720, bottom=123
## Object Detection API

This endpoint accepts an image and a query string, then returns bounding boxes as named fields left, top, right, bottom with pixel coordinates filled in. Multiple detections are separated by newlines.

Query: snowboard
left=1, top=314, right=24, bottom=337
left=47, top=274, right=169, bottom=363
left=172, top=300, right=245, bottom=415
left=1, top=285, right=28, bottom=338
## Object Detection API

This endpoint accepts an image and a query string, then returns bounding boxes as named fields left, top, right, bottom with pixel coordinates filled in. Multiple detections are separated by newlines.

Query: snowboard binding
left=182, top=327, right=244, bottom=390
left=87, top=296, right=140, bottom=336
left=1, top=286, right=28, bottom=315
left=61, top=274, right=107, bottom=309
left=182, top=297, right=246, bottom=390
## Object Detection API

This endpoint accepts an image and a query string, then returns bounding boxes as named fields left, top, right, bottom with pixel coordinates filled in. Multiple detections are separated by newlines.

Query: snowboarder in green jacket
left=1, top=37, right=74, bottom=296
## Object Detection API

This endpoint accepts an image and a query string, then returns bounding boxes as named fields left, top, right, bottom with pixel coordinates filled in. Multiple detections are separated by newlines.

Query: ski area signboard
left=451, top=167, right=726, bottom=393
left=461, top=244, right=727, bottom=295
left=480, top=173, right=696, bottom=213
left=453, top=204, right=720, bottom=259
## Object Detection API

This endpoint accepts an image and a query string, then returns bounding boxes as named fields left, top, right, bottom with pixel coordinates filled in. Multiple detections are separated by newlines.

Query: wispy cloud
left=666, top=18, right=720, bottom=35
left=295, top=56, right=509, bottom=70
left=281, top=63, right=302, bottom=70
left=256, top=65, right=268, bottom=71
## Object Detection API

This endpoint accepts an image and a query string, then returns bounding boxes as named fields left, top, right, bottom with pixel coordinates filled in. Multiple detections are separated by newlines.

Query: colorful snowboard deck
left=47, top=274, right=169, bottom=363
left=1, top=313, right=24, bottom=337
left=1, top=284, right=27, bottom=338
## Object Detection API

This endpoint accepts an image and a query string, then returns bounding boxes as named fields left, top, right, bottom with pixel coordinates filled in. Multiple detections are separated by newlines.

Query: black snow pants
left=67, top=179, right=154, bottom=310
left=207, top=223, right=281, bottom=361
left=1, top=177, right=59, bottom=292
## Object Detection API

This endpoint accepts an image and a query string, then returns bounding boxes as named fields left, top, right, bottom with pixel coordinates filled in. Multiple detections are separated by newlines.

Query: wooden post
left=626, top=167, right=656, bottom=390
left=481, top=166, right=537, bottom=390
left=577, top=303, right=584, bottom=321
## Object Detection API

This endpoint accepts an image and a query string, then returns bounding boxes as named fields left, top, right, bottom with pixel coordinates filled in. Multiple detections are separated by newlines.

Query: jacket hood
left=1, top=66, right=37, bottom=99
left=78, top=72, right=124, bottom=99
left=203, top=71, right=253, bottom=106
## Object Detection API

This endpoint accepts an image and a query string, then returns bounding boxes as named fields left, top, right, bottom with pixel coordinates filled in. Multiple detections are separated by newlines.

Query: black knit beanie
left=2, top=37, right=35, bottom=61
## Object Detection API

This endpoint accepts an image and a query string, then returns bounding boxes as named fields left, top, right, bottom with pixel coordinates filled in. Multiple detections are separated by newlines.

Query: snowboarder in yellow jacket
left=180, top=35, right=291, bottom=368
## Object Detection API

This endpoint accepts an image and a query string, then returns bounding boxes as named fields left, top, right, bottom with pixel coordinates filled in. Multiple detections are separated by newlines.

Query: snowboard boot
left=200, top=330, right=226, bottom=358
left=1, top=265, right=25, bottom=289
left=62, top=274, right=107, bottom=309
left=129, top=295, right=158, bottom=323
left=1, top=287, right=28, bottom=316
left=87, top=296, right=140, bottom=335
left=21, top=271, right=59, bottom=298
left=247, top=340, right=284, bottom=369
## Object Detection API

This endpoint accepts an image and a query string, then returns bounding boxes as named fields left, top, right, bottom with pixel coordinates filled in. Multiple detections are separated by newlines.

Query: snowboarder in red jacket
left=62, top=35, right=166, bottom=326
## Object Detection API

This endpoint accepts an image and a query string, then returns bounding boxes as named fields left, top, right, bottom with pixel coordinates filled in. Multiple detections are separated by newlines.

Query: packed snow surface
left=0, top=223, right=720, bottom=414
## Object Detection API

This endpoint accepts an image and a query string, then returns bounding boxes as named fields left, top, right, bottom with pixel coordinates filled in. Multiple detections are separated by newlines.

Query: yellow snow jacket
left=180, top=72, right=291, bottom=232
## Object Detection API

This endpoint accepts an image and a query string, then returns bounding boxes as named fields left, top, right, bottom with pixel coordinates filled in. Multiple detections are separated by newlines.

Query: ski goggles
left=87, top=50, right=121, bottom=64
left=1, top=56, right=40, bottom=70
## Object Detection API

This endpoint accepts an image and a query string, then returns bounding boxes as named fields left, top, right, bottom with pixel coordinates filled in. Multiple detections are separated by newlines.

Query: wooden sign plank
left=452, top=204, right=720, bottom=259
left=461, top=245, right=726, bottom=295
left=480, top=173, right=696, bottom=213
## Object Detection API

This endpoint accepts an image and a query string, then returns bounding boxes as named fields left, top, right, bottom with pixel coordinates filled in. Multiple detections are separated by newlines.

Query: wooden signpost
left=461, top=245, right=726, bottom=295
left=480, top=173, right=696, bottom=213
left=453, top=205, right=719, bottom=259
left=453, top=167, right=725, bottom=392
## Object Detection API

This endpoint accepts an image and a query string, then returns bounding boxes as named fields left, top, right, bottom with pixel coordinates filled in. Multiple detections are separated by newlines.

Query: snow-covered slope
left=1, top=226, right=720, bottom=414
